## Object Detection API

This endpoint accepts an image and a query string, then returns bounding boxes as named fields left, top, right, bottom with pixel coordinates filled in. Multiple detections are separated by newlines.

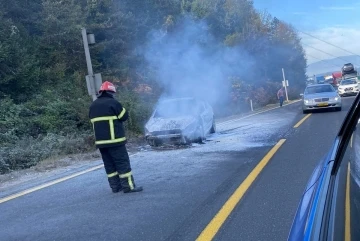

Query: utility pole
left=81, top=28, right=102, bottom=101
left=282, top=68, right=289, bottom=101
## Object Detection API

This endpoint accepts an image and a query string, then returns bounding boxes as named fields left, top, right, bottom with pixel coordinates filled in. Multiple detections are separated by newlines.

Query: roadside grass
left=32, top=151, right=102, bottom=172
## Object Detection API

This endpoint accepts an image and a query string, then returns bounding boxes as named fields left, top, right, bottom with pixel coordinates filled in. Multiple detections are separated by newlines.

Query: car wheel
left=210, top=118, right=216, bottom=134
left=147, top=139, right=153, bottom=147
left=182, top=137, right=191, bottom=146
left=148, top=139, right=161, bottom=147
left=336, top=107, right=342, bottom=111
left=196, top=123, right=206, bottom=144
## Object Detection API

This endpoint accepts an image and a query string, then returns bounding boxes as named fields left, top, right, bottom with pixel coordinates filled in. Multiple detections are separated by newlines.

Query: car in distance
left=341, top=63, right=358, bottom=80
left=144, top=97, right=216, bottom=147
left=342, top=63, right=357, bottom=76
left=337, top=78, right=359, bottom=97
left=301, top=84, right=342, bottom=114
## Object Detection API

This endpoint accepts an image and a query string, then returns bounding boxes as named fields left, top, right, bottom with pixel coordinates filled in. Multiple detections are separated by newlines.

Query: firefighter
left=89, top=81, right=143, bottom=193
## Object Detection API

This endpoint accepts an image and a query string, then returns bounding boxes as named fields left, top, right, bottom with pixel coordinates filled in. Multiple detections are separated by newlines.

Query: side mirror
left=300, top=93, right=304, bottom=97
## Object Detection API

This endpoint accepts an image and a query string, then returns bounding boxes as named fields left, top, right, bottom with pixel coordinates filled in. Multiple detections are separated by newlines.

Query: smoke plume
left=142, top=16, right=256, bottom=107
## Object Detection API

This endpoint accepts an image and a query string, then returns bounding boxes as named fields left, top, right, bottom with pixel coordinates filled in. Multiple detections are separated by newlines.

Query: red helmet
left=99, top=81, right=116, bottom=93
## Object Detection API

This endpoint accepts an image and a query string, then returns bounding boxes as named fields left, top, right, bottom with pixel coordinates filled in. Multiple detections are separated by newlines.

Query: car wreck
left=144, top=97, right=216, bottom=146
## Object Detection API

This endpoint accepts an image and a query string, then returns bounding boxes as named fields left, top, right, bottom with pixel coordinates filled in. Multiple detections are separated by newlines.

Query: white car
left=338, top=79, right=359, bottom=97
left=302, top=84, right=342, bottom=114
left=144, top=97, right=216, bottom=146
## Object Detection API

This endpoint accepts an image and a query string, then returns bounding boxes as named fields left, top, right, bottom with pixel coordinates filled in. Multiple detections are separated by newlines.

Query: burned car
left=144, top=97, right=216, bottom=146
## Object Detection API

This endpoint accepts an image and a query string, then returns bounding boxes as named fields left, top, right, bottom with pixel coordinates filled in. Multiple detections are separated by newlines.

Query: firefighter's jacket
left=89, top=92, right=129, bottom=148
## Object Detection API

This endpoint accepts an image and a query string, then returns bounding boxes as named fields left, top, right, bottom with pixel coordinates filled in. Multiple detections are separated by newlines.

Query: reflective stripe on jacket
left=89, top=92, right=129, bottom=148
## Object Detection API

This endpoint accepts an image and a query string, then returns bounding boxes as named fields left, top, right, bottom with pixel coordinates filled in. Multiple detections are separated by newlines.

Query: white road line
left=216, top=100, right=301, bottom=127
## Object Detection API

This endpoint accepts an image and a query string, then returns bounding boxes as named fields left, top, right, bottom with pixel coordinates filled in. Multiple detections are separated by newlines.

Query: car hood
left=145, top=116, right=196, bottom=132
left=304, top=92, right=338, bottom=99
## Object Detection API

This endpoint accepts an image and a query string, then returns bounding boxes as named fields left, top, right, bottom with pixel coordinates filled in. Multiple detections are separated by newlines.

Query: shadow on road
left=309, top=108, right=344, bottom=114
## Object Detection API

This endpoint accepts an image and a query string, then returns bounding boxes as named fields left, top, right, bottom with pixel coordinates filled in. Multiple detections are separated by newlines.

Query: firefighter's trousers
left=99, top=145, right=136, bottom=192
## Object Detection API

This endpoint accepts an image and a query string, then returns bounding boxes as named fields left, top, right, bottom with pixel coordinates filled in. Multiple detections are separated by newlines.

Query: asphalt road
left=0, top=97, right=356, bottom=241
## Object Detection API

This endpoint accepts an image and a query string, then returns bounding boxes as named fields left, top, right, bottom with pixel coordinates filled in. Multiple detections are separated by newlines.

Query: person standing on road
left=89, top=81, right=143, bottom=194
left=277, top=87, right=285, bottom=107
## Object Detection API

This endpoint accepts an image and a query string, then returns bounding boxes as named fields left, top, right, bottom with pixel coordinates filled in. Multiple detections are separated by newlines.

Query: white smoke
left=142, top=16, right=256, bottom=107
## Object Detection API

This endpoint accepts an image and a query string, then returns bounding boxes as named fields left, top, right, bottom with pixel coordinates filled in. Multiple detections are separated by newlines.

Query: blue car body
left=288, top=144, right=334, bottom=240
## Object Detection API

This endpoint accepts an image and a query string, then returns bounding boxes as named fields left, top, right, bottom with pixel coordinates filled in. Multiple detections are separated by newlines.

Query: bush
left=0, top=87, right=155, bottom=174
left=24, top=93, right=92, bottom=135
left=116, top=90, right=155, bottom=134
left=287, top=86, right=303, bottom=100
left=0, top=132, right=95, bottom=174
left=0, top=98, right=32, bottom=145
left=222, top=81, right=283, bottom=113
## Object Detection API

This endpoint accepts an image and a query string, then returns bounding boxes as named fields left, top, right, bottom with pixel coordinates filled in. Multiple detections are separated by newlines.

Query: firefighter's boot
left=108, top=175, right=123, bottom=193
left=119, top=172, right=143, bottom=193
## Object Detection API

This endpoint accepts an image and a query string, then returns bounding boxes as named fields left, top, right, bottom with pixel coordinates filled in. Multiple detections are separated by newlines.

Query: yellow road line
left=196, top=139, right=286, bottom=241
left=0, top=164, right=104, bottom=204
left=345, top=162, right=351, bottom=241
left=294, top=114, right=312, bottom=128
left=350, top=134, right=353, bottom=148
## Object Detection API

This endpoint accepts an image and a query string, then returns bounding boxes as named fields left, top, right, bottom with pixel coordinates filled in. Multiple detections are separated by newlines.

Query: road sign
left=86, top=73, right=102, bottom=97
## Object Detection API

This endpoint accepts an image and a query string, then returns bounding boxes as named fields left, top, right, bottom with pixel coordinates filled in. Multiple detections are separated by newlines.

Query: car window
left=305, top=85, right=334, bottom=94
left=154, top=99, right=201, bottom=118
left=341, top=80, right=357, bottom=85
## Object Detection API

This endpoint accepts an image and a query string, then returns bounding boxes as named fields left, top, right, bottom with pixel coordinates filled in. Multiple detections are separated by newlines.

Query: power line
left=276, top=18, right=360, bottom=60
left=301, top=42, right=352, bottom=63
left=275, top=19, right=357, bottom=73
left=305, top=53, right=341, bottom=69
left=298, top=30, right=360, bottom=58
left=306, top=53, right=342, bottom=77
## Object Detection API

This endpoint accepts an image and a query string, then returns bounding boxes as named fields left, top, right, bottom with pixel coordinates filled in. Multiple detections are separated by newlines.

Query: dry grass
left=0, top=151, right=102, bottom=191
left=0, top=137, right=146, bottom=190
left=32, top=151, right=101, bottom=172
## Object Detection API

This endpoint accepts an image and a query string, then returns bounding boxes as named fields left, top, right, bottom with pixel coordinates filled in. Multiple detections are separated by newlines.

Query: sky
left=253, top=0, right=360, bottom=68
